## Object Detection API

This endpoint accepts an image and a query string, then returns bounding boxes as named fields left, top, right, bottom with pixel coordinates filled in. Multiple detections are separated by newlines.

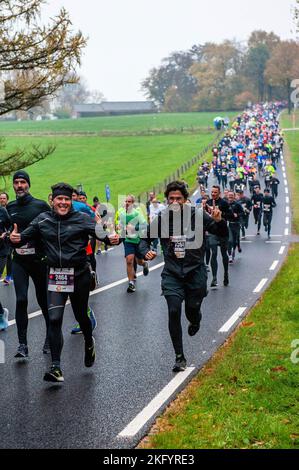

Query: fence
left=137, top=131, right=223, bottom=204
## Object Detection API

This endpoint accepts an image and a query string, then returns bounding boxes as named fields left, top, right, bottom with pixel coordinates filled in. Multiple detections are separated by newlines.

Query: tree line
left=142, top=30, right=299, bottom=114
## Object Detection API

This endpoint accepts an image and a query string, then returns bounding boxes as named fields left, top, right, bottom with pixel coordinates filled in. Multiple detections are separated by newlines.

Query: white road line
left=266, top=241, right=282, bottom=244
left=285, top=188, right=289, bottom=194
left=284, top=180, right=288, bottom=186
left=253, top=279, right=268, bottom=293
left=219, top=307, right=247, bottom=333
left=286, top=197, right=290, bottom=204
left=241, top=241, right=253, bottom=244
left=283, top=173, right=286, bottom=178
left=118, top=367, right=195, bottom=438
left=285, top=228, right=289, bottom=236
left=7, top=262, right=166, bottom=327
left=279, top=246, right=286, bottom=255
left=270, top=261, right=279, bottom=271
left=193, top=190, right=199, bottom=196
left=286, top=207, right=290, bottom=214
left=286, top=217, right=290, bottom=225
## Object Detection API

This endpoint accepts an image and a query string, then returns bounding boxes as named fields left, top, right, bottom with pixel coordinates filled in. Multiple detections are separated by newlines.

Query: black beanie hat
left=13, top=170, right=31, bottom=187
left=51, top=183, right=74, bottom=200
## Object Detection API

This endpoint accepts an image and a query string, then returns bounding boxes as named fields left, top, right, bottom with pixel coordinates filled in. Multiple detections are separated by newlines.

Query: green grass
left=0, top=112, right=236, bottom=135
left=138, top=111, right=299, bottom=450
left=2, top=133, right=214, bottom=205
left=281, top=111, right=299, bottom=233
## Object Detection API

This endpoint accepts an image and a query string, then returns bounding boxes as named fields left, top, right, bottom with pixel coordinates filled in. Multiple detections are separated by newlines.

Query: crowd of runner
left=0, top=102, right=284, bottom=380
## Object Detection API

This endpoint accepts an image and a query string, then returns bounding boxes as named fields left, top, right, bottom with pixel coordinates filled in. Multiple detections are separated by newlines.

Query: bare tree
left=0, top=0, right=86, bottom=178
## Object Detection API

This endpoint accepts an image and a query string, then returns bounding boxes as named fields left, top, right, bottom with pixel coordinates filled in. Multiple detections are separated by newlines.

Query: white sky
left=43, top=0, right=297, bottom=101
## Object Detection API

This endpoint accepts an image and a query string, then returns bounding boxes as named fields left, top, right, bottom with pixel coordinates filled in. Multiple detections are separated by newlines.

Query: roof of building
left=74, top=101, right=156, bottom=113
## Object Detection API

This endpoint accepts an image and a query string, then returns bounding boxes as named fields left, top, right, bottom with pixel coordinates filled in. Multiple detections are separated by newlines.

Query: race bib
left=264, top=204, right=271, bottom=212
left=171, top=236, right=186, bottom=259
left=16, top=244, right=36, bottom=256
left=48, top=268, right=75, bottom=293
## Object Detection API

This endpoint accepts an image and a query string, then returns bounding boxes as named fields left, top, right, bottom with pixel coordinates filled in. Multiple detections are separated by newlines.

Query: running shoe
left=211, top=278, right=218, bottom=288
left=71, top=307, right=97, bottom=335
left=15, top=344, right=28, bottom=358
left=173, top=355, right=187, bottom=373
left=85, top=337, right=96, bottom=368
left=0, top=308, right=9, bottom=331
left=3, top=276, right=12, bottom=286
left=224, top=274, right=229, bottom=287
left=143, top=262, right=149, bottom=277
left=44, top=366, right=64, bottom=383
left=188, top=323, right=201, bottom=337
left=127, top=282, right=136, bottom=293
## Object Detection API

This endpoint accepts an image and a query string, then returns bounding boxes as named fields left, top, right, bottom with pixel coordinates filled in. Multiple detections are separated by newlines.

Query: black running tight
left=165, top=294, right=204, bottom=356
left=48, top=268, right=92, bottom=365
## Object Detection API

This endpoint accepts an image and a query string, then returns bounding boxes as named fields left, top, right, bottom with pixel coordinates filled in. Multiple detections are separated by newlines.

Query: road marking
left=279, top=246, right=286, bottom=255
left=270, top=261, right=279, bottom=271
left=7, top=262, right=166, bottom=327
left=283, top=173, right=286, bottom=178
left=286, top=217, right=290, bottom=225
left=219, top=307, right=247, bottom=333
left=284, top=180, right=288, bottom=186
left=285, top=188, right=289, bottom=194
left=118, top=367, right=195, bottom=438
left=286, top=197, right=290, bottom=204
left=241, top=241, right=253, bottom=244
left=285, top=228, right=289, bottom=236
left=193, top=190, right=199, bottom=196
left=266, top=241, right=282, bottom=244
left=253, top=279, right=268, bottom=293
left=286, top=207, right=290, bottom=214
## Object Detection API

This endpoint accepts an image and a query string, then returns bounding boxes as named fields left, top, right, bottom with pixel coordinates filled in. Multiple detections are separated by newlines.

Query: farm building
left=74, top=101, right=157, bottom=118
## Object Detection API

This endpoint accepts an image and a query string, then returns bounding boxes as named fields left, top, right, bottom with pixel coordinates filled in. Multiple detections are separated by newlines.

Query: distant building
left=73, top=101, right=157, bottom=118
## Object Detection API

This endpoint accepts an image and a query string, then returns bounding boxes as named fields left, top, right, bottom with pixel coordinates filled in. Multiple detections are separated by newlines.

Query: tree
left=0, top=0, right=86, bottom=179
left=265, top=41, right=299, bottom=113
left=189, top=41, right=243, bottom=111
left=141, top=50, right=197, bottom=109
left=246, top=45, right=270, bottom=101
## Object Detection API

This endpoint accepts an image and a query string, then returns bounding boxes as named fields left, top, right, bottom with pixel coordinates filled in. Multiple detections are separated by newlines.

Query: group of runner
left=0, top=101, right=284, bottom=379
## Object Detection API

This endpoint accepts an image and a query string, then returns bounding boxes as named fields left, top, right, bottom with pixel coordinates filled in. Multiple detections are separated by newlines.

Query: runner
left=7, top=171, right=50, bottom=358
left=206, top=186, right=232, bottom=288
left=139, top=181, right=228, bottom=372
left=227, top=191, right=244, bottom=263
left=251, top=187, right=264, bottom=236
left=262, top=188, right=277, bottom=240
left=115, top=195, right=149, bottom=293
left=10, top=182, right=119, bottom=382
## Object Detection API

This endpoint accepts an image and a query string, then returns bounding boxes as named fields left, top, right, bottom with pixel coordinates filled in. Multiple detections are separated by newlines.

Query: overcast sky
left=44, top=0, right=297, bottom=101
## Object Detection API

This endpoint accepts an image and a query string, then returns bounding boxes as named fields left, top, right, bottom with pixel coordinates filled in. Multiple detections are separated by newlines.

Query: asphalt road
left=0, top=156, right=290, bottom=449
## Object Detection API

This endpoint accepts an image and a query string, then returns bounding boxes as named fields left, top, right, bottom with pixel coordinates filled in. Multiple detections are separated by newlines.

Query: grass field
left=0, top=112, right=236, bottom=135
left=138, top=111, right=299, bottom=450
left=281, top=111, right=299, bottom=233
left=1, top=116, right=217, bottom=204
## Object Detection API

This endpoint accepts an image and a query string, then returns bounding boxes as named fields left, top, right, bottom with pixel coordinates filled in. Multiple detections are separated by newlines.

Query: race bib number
left=171, top=236, right=186, bottom=259
left=256, top=201, right=261, bottom=208
left=48, top=268, right=75, bottom=293
left=16, top=244, right=36, bottom=256
left=264, top=204, right=271, bottom=212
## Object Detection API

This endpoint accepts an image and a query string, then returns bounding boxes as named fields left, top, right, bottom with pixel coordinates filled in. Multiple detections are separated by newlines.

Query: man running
left=7, top=171, right=50, bottom=357
left=10, top=182, right=119, bottom=382
left=206, top=186, right=232, bottom=288
left=115, top=195, right=149, bottom=293
left=263, top=188, right=276, bottom=240
left=139, top=181, right=229, bottom=372
left=251, top=187, right=264, bottom=236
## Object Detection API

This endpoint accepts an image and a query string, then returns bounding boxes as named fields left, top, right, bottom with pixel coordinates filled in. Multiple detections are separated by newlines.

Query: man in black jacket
left=139, top=181, right=229, bottom=373
left=10, top=182, right=119, bottom=383
left=206, top=186, right=233, bottom=288
left=7, top=171, right=50, bottom=358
